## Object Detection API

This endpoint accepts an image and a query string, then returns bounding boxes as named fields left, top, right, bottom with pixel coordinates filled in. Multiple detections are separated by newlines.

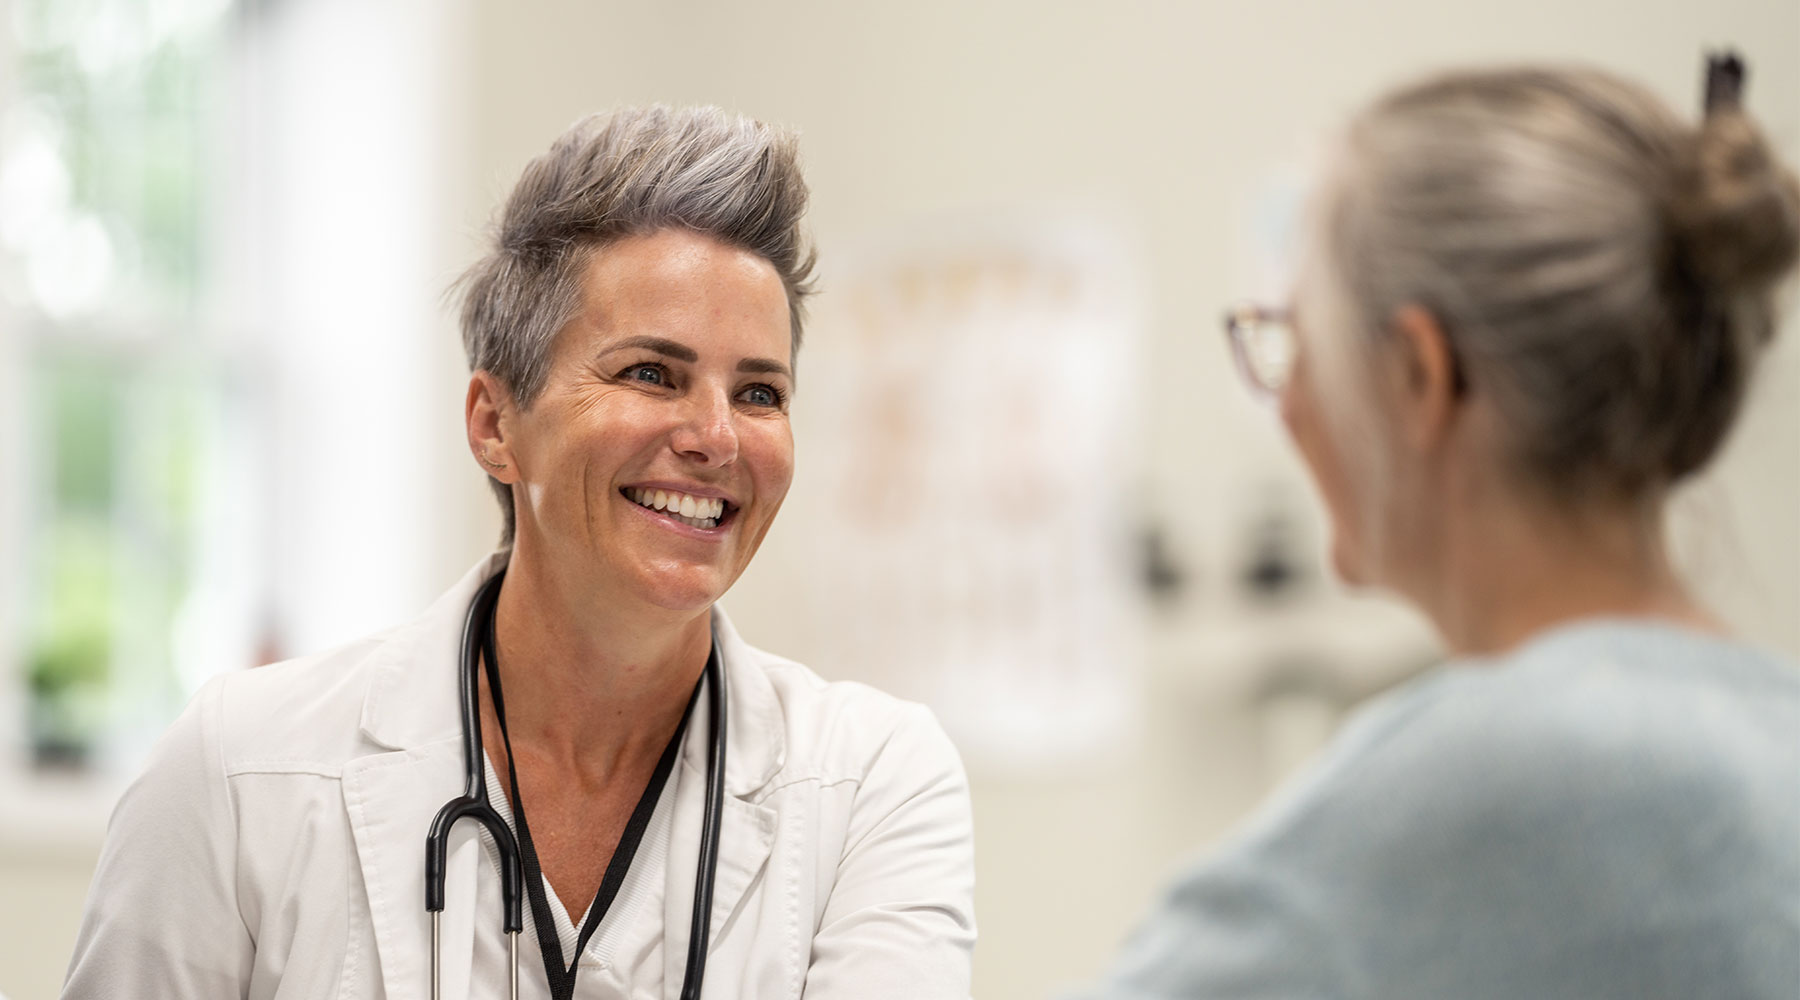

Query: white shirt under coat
left=63, top=553, right=978, bottom=999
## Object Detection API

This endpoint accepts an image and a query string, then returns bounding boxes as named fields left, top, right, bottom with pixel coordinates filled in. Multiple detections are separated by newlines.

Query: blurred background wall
left=1, top=0, right=1795, bottom=997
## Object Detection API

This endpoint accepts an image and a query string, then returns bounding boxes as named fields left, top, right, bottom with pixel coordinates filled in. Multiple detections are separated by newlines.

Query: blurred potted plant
left=27, top=625, right=110, bottom=769
left=27, top=521, right=115, bottom=769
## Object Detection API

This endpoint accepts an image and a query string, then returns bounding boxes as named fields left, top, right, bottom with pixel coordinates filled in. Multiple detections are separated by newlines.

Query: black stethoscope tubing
left=425, top=570, right=728, bottom=999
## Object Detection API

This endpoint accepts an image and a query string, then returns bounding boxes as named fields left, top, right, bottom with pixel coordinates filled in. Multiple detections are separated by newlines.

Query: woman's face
left=505, top=228, right=796, bottom=613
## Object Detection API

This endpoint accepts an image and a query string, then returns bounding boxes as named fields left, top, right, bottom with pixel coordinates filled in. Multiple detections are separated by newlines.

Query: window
left=3, top=0, right=245, bottom=768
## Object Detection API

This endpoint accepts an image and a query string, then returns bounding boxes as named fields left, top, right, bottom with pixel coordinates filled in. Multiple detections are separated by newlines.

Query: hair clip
left=1703, top=51, right=1745, bottom=117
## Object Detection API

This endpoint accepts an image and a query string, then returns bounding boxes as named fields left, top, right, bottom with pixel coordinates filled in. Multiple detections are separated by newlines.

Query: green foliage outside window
left=8, top=0, right=228, bottom=766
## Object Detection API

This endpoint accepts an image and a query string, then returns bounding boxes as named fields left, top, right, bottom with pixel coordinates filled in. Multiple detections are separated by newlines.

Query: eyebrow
left=602, top=334, right=792, bottom=379
left=737, top=357, right=792, bottom=378
left=602, top=335, right=698, bottom=363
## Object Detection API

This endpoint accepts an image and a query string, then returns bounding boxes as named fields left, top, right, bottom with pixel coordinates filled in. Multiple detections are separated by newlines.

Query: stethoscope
left=425, top=570, right=729, bottom=999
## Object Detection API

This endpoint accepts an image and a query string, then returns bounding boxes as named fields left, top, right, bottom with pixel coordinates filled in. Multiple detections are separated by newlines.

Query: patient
left=1074, top=57, right=1800, bottom=999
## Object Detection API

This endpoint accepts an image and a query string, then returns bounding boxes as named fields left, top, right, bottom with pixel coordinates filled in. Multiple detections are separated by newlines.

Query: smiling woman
left=471, top=229, right=799, bottom=621
left=62, top=107, right=977, bottom=1000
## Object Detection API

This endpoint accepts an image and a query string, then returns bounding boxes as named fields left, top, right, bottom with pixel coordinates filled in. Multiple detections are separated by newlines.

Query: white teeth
left=627, top=487, right=727, bottom=528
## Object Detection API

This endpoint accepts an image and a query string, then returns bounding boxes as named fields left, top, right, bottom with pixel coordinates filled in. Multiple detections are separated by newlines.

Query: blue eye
left=741, top=385, right=782, bottom=407
left=625, top=364, right=667, bottom=385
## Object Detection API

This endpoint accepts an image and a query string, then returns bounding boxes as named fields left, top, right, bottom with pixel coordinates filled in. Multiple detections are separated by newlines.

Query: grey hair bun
left=1655, top=111, right=1800, bottom=481
left=1670, top=111, right=1800, bottom=320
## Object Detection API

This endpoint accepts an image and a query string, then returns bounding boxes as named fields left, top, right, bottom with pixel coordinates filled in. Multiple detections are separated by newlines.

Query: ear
left=466, top=371, right=520, bottom=484
left=1387, top=304, right=1461, bottom=453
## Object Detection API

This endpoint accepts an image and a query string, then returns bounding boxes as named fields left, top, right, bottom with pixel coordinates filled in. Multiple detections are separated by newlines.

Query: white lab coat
left=63, top=554, right=976, bottom=999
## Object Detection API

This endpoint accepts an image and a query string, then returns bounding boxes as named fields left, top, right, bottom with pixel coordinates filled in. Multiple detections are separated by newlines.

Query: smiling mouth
left=622, top=486, right=735, bottom=530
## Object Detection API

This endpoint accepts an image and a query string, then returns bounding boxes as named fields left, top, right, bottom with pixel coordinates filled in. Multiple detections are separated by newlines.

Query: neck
left=487, top=548, right=711, bottom=775
left=1406, top=485, right=1723, bottom=658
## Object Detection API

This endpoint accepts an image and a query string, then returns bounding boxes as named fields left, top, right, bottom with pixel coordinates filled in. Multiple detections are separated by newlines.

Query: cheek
left=746, top=420, right=795, bottom=508
left=1282, top=380, right=1366, bottom=573
left=1280, top=374, right=1334, bottom=491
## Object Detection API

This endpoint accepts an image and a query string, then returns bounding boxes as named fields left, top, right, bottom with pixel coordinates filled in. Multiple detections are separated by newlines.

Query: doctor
left=64, top=106, right=976, bottom=999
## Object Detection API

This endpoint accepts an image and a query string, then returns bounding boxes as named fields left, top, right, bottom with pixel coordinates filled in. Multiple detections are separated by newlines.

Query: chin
left=633, top=562, right=736, bottom=613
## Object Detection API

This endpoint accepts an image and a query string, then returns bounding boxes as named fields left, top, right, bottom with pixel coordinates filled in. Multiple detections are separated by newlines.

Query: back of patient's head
left=1307, top=64, right=1800, bottom=503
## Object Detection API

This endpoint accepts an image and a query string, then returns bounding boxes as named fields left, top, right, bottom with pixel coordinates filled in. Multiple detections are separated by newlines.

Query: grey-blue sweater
left=1074, top=621, right=1800, bottom=999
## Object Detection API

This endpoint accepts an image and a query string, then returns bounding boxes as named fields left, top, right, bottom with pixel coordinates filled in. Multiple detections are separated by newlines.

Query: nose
left=670, top=384, right=739, bottom=466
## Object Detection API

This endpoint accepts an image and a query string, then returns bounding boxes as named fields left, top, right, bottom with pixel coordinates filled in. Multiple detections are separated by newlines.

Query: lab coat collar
left=356, top=551, right=788, bottom=797
left=356, top=551, right=506, bottom=752
left=699, top=603, right=787, bottom=798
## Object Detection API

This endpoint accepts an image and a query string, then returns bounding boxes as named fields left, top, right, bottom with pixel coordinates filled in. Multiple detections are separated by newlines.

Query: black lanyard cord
left=480, top=599, right=700, bottom=1000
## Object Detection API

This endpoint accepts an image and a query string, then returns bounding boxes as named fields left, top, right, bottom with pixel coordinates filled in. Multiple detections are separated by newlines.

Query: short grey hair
left=1310, top=65, right=1800, bottom=502
left=457, top=105, right=817, bottom=543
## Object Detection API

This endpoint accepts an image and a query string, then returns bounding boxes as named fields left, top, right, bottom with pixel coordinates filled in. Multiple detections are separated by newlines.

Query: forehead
left=569, top=229, right=790, bottom=355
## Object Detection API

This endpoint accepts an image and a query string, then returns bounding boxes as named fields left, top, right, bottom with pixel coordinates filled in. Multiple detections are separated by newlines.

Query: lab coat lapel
left=658, top=762, right=778, bottom=997
left=659, top=607, right=785, bottom=998
left=344, top=553, right=509, bottom=1000
left=344, top=741, right=485, bottom=1000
